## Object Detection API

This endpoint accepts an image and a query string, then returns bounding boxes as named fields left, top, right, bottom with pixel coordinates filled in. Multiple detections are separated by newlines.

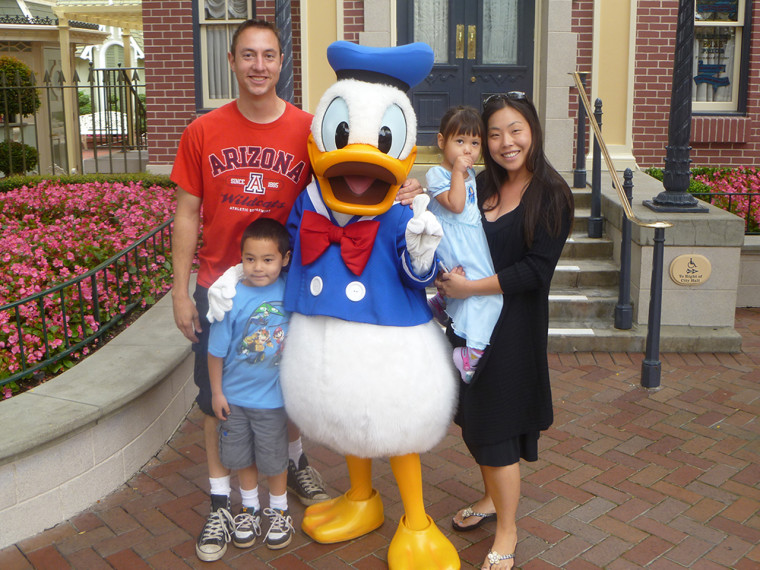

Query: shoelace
left=200, top=508, right=234, bottom=544
left=263, top=508, right=293, bottom=539
left=234, top=511, right=261, bottom=537
left=295, top=465, right=326, bottom=495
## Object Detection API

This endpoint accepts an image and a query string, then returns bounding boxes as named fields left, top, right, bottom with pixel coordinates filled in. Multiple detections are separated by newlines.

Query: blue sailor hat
left=326, top=40, right=434, bottom=92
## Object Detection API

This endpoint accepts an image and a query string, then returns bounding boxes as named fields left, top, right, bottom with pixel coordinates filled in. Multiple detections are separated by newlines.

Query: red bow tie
left=299, top=210, right=380, bottom=276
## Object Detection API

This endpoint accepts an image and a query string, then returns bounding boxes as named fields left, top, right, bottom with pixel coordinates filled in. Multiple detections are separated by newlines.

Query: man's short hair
left=230, top=19, right=282, bottom=56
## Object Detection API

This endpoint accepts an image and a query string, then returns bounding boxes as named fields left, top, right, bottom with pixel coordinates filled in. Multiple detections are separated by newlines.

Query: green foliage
left=78, top=90, right=92, bottom=115
left=643, top=167, right=713, bottom=195
left=0, top=56, right=41, bottom=119
left=0, top=172, right=175, bottom=193
left=0, top=140, right=38, bottom=176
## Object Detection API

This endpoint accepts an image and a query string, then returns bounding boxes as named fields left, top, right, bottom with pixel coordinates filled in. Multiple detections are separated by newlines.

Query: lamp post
left=275, top=0, right=294, bottom=103
left=644, top=0, right=707, bottom=213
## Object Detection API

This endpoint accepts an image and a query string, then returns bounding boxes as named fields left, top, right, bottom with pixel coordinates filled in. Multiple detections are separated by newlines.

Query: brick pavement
left=2, top=308, right=758, bottom=569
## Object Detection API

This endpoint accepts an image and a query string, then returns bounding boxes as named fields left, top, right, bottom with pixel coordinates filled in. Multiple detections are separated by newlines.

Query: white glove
left=405, top=194, right=443, bottom=275
left=207, top=263, right=244, bottom=323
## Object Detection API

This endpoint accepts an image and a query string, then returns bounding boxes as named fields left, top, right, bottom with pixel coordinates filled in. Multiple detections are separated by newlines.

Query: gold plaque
left=669, top=254, right=711, bottom=286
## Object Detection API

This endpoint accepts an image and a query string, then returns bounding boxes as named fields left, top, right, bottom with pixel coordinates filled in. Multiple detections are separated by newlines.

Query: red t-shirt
left=171, top=101, right=313, bottom=287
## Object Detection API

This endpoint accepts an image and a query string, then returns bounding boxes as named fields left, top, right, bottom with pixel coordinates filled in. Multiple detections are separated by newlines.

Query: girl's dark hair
left=438, top=105, right=483, bottom=142
left=479, top=95, right=574, bottom=247
left=240, top=218, right=290, bottom=256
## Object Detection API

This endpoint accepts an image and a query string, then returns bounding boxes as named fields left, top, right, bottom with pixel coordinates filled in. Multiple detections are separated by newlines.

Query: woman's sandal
left=451, top=506, right=497, bottom=531
left=483, top=550, right=515, bottom=569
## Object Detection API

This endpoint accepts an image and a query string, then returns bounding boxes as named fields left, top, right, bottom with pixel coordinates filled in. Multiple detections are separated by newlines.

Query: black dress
left=451, top=190, right=572, bottom=467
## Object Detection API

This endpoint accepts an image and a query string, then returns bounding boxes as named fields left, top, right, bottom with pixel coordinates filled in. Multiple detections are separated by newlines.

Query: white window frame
left=198, top=0, right=254, bottom=109
left=692, top=0, right=746, bottom=113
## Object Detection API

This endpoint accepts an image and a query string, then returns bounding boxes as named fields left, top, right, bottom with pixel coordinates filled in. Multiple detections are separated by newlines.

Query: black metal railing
left=572, top=71, right=673, bottom=388
left=0, top=64, right=147, bottom=177
left=1, top=220, right=173, bottom=387
left=690, top=191, right=760, bottom=235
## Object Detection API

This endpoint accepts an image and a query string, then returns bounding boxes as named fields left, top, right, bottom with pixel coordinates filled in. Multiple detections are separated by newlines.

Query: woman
left=436, top=92, right=574, bottom=570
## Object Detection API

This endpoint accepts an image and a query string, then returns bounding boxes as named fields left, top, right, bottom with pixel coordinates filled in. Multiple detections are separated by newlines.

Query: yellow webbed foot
left=301, top=489, right=384, bottom=543
left=387, top=515, right=460, bottom=570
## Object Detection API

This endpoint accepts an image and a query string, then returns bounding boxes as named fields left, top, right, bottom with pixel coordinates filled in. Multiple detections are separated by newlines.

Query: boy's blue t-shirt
left=208, top=277, right=289, bottom=409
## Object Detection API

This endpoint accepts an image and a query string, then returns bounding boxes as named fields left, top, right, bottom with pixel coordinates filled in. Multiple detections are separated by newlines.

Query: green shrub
left=78, top=90, right=92, bottom=115
left=0, top=140, right=38, bottom=176
left=0, top=56, right=41, bottom=119
left=0, top=171, right=175, bottom=193
left=643, top=167, right=713, bottom=195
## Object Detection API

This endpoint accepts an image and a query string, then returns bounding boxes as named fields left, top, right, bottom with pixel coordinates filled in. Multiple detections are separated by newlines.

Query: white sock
left=209, top=476, right=231, bottom=497
left=270, top=491, right=288, bottom=512
left=288, top=438, right=303, bottom=464
left=240, top=486, right=260, bottom=511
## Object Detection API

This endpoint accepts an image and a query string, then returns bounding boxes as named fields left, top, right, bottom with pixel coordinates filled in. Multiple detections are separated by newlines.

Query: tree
left=0, top=56, right=41, bottom=120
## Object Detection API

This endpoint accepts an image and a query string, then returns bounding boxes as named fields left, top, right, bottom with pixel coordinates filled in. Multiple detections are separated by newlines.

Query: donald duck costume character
left=209, top=41, right=460, bottom=569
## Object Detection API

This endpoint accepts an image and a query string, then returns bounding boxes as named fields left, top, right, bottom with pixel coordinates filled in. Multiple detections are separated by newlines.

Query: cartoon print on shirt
left=236, top=302, right=287, bottom=364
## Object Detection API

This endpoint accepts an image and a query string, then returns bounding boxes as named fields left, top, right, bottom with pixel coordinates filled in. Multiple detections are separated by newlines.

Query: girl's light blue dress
left=426, top=166, right=503, bottom=350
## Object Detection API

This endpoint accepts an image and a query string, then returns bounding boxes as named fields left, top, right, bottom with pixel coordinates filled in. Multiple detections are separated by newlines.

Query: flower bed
left=0, top=180, right=176, bottom=397
left=646, top=166, right=760, bottom=234
left=692, top=167, right=760, bottom=234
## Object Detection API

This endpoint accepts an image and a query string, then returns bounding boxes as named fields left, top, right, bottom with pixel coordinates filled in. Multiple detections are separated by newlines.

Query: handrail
left=571, top=72, right=672, bottom=230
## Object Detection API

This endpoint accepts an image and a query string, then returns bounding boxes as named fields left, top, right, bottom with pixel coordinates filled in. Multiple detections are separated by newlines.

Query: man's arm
left=172, top=187, right=202, bottom=343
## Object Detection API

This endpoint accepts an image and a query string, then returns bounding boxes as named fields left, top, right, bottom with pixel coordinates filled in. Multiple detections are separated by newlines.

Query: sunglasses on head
left=483, top=91, right=527, bottom=107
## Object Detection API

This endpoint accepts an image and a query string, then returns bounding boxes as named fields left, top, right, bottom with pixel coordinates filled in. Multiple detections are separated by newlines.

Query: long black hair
left=478, top=94, right=574, bottom=247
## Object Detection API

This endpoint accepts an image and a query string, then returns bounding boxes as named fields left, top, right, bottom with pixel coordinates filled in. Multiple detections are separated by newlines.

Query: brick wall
left=142, top=1, right=304, bottom=168
left=142, top=0, right=196, bottom=168
left=570, top=1, right=595, bottom=168
left=343, top=1, right=365, bottom=43
left=572, top=1, right=760, bottom=170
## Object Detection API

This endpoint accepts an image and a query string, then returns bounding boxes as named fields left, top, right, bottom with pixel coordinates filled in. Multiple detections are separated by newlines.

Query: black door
left=398, top=0, right=535, bottom=144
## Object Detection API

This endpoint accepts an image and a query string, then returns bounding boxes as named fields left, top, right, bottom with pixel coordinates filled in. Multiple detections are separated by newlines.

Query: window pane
left=206, top=25, right=236, bottom=100
left=228, top=0, right=248, bottom=19
left=696, top=0, right=739, bottom=23
left=205, top=0, right=226, bottom=20
left=693, top=26, right=736, bottom=103
left=482, top=0, right=518, bottom=64
left=413, top=0, right=448, bottom=64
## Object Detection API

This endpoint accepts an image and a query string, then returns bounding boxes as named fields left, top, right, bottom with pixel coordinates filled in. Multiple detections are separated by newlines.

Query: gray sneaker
left=263, top=507, right=294, bottom=550
left=232, top=507, right=261, bottom=549
left=195, top=495, right=234, bottom=561
left=287, top=454, right=330, bottom=506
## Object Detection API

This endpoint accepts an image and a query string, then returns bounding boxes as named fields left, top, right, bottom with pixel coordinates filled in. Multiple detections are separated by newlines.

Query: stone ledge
left=0, top=291, right=195, bottom=549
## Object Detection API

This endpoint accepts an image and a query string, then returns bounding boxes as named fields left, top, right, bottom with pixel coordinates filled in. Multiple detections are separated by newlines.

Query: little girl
left=426, top=106, right=503, bottom=383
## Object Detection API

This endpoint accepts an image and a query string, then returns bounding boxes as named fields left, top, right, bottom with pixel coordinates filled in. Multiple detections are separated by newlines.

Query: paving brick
left=622, top=535, right=672, bottom=566
left=0, top=545, right=33, bottom=569
left=704, top=534, right=754, bottom=567
left=25, top=546, right=71, bottom=570
left=664, top=535, right=714, bottom=566
left=63, top=547, right=111, bottom=569
left=580, top=536, right=632, bottom=567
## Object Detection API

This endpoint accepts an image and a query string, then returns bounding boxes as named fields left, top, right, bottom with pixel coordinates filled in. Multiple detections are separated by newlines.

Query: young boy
left=204, top=218, right=294, bottom=560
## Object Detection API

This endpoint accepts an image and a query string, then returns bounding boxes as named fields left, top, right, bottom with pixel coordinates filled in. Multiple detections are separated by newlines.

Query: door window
left=414, top=0, right=449, bottom=64
left=482, top=0, right=518, bottom=65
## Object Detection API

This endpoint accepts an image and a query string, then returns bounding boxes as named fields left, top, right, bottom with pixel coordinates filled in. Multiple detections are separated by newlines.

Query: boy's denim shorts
left=217, top=405, right=288, bottom=475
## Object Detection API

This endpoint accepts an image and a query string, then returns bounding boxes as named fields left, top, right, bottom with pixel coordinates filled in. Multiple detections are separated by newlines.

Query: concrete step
left=554, top=259, right=619, bottom=288
left=547, top=322, right=743, bottom=352
left=548, top=289, right=618, bottom=321
left=561, top=233, right=614, bottom=259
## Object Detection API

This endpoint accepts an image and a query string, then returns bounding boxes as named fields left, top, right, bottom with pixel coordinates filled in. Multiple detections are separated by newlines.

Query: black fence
left=691, top=191, right=760, bottom=235
left=0, top=220, right=173, bottom=388
left=0, top=65, right=147, bottom=177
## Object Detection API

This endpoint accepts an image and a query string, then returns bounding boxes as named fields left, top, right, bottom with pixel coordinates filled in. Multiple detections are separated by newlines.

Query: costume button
left=345, top=281, right=366, bottom=302
left=310, top=276, right=323, bottom=296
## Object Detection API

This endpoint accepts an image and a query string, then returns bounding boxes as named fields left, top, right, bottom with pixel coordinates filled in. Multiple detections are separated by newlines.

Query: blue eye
left=378, top=104, right=406, bottom=158
left=321, top=97, right=350, bottom=152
